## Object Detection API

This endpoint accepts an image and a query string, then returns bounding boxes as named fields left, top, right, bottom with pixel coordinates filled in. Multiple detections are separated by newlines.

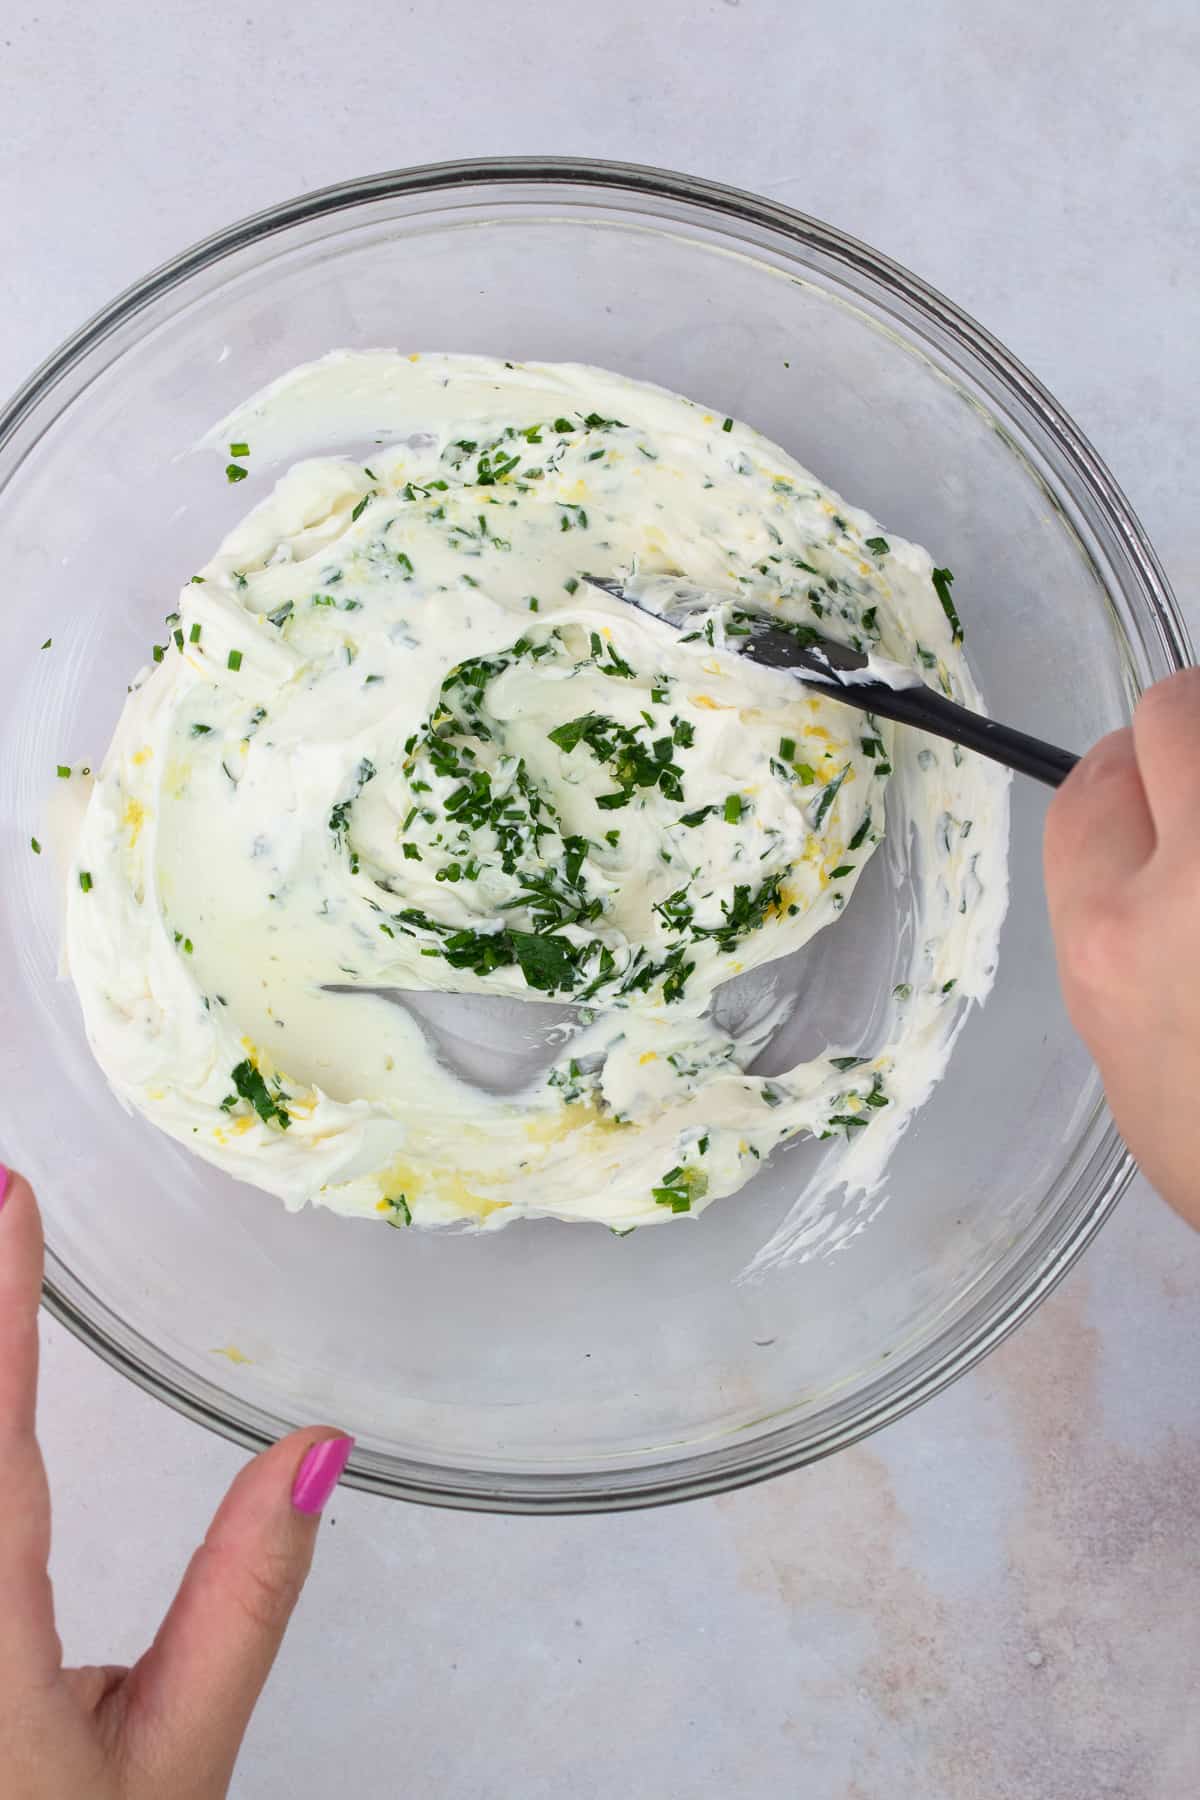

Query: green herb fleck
left=227, top=649, right=243, bottom=671
left=932, top=566, right=963, bottom=643
left=78, top=870, right=93, bottom=892
left=652, top=1164, right=709, bottom=1213
left=225, top=463, right=248, bottom=483
left=223, top=1058, right=291, bottom=1130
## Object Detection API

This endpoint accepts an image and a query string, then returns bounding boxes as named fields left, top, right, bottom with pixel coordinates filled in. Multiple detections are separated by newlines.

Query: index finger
left=1044, top=728, right=1155, bottom=931
left=1132, top=668, right=1200, bottom=846
left=0, top=1166, right=60, bottom=1680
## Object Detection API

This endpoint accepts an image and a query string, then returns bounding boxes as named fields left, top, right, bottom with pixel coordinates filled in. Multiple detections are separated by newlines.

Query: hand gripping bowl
left=0, top=159, right=1186, bottom=1512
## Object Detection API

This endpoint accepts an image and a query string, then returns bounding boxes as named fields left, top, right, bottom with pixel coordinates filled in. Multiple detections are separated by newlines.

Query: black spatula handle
left=727, top=618, right=1079, bottom=789
left=835, top=677, right=1079, bottom=787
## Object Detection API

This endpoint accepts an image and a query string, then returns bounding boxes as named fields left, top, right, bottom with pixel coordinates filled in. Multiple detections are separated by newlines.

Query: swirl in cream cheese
left=64, top=353, right=1008, bottom=1247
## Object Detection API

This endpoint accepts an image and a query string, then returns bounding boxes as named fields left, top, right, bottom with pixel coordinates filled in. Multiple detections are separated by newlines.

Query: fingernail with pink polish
left=0, top=1165, right=12, bottom=1213
left=292, top=1435, right=354, bottom=1515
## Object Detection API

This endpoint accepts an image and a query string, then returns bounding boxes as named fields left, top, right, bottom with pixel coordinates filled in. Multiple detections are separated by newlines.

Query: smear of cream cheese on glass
left=64, top=352, right=1009, bottom=1256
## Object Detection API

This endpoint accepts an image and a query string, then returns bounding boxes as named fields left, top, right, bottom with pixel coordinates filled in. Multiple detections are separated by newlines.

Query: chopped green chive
left=227, top=649, right=243, bottom=671
left=189, top=622, right=202, bottom=643
left=724, top=793, right=743, bottom=824
left=225, top=463, right=248, bottom=483
left=30, top=836, right=41, bottom=855
left=78, top=870, right=93, bottom=892
left=779, top=736, right=796, bottom=761
left=229, top=441, right=250, bottom=458
left=41, top=637, right=52, bottom=650
left=56, top=765, right=70, bottom=779
left=722, top=417, right=733, bottom=432
left=932, top=566, right=963, bottom=643
left=864, top=536, right=889, bottom=555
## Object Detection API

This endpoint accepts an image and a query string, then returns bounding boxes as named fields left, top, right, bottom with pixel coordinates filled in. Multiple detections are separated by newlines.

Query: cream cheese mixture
left=64, top=353, right=1009, bottom=1247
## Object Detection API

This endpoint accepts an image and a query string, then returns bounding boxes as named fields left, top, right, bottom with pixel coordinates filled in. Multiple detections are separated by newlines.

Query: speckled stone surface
left=7, top=3, right=1199, bottom=1795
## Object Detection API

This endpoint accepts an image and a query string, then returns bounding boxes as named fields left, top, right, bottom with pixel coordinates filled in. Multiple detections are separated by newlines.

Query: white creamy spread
left=64, top=353, right=1009, bottom=1249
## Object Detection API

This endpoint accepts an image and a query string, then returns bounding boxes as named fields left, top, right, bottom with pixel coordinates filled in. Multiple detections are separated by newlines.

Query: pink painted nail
left=0, top=1165, right=12, bottom=1213
left=292, top=1435, right=354, bottom=1514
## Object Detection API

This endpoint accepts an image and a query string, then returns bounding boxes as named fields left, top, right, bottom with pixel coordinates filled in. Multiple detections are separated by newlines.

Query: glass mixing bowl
left=0, top=159, right=1186, bottom=1511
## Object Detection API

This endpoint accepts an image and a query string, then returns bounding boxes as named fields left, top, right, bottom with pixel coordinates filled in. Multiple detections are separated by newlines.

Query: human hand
left=1044, top=667, right=1200, bottom=1230
left=0, top=1162, right=353, bottom=1800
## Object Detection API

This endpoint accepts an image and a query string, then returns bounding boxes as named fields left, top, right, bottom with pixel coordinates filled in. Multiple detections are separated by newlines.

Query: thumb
left=0, top=1165, right=60, bottom=1685
left=120, top=1427, right=353, bottom=1797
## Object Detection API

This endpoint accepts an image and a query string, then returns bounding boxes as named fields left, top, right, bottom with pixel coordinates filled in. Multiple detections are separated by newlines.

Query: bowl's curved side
left=6, top=157, right=1188, bottom=1512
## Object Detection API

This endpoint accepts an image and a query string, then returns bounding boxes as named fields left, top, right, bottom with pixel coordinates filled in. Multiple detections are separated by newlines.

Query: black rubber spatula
left=585, top=575, right=1079, bottom=788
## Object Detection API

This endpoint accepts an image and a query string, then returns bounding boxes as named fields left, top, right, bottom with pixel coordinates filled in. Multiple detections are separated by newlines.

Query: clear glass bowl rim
left=4, top=155, right=1188, bottom=1513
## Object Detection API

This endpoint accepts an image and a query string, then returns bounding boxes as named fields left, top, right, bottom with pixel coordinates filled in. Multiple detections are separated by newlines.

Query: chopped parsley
left=221, top=1058, right=291, bottom=1130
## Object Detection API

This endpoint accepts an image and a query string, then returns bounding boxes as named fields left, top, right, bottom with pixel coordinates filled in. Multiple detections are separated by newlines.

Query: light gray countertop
left=7, top=3, right=1198, bottom=1795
